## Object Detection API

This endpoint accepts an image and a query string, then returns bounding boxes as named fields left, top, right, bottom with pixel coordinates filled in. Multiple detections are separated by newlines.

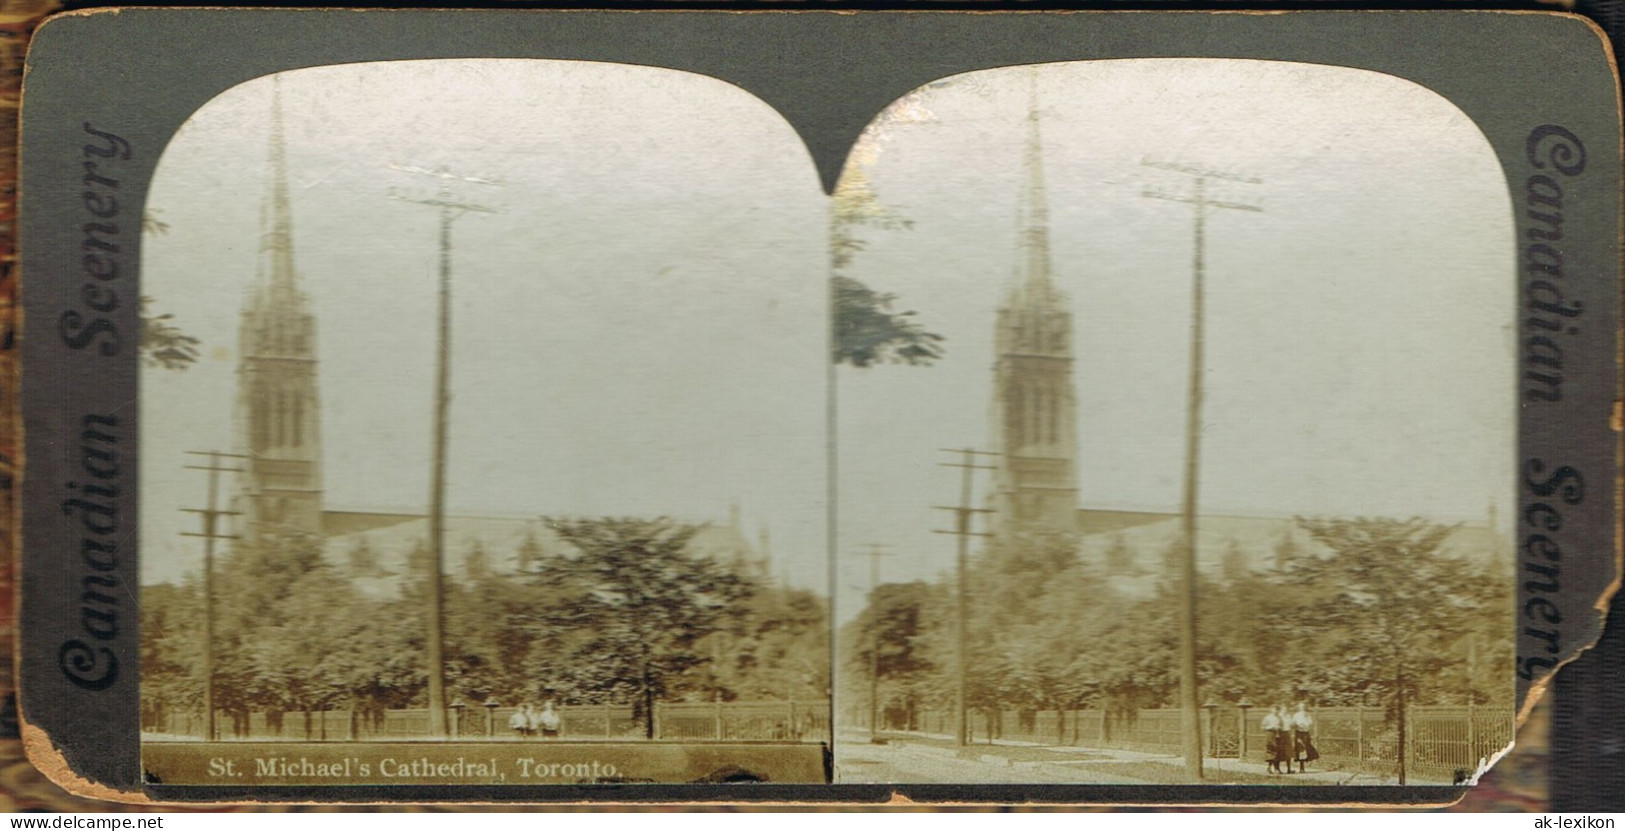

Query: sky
left=835, top=59, right=1516, bottom=618
left=140, top=60, right=828, bottom=590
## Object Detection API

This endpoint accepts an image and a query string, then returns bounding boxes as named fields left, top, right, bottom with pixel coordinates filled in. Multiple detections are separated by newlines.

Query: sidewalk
left=863, top=730, right=1434, bottom=786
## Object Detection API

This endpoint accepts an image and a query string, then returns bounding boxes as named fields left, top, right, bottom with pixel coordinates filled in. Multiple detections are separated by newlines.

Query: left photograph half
left=137, top=62, right=831, bottom=786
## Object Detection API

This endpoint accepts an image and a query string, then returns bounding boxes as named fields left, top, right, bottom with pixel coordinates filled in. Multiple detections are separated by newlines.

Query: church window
left=1008, top=381, right=1025, bottom=447
left=1026, top=386, right=1040, bottom=447
left=274, top=389, right=286, bottom=447
left=1046, top=384, right=1059, bottom=444
left=1047, top=386, right=1058, bottom=444
left=253, top=394, right=269, bottom=451
left=292, top=391, right=303, bottom=447
left=1036, top=386, right=1050, bottom=446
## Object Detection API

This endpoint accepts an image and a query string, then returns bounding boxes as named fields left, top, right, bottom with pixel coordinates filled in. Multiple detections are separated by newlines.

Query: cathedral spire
left=260, top=76, right=297, bottom=295
left=1012, top=69, right=1055, bottom=307
left=989, top=68, right=1078, bottom=543
left=233, top=74, right=324, bottom=541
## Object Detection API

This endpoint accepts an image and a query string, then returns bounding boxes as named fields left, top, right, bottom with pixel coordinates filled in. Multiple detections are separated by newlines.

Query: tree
left=206, top=529, right=370, bottom=732
left=137, top=214, right=201, bottom=371
left=830, top=163, right=944, bottom=368
left=142, top=209, right=170, bottom=236
left=1219, top=539, right=1250, bottom=584
left=832, top=276, right=945, bottom=368
left=1290, top=517, right=1473, bottom=784
left=443, top=543, right=548, bottom=709
left=1102, top=534, right=1137, bottom=575
left=463, top=540, right=491, bottom=582
left=1271, top=532, right=1302, bottom=573
left=246, top=559, right=381, bottom=733
left=139, top=296, right=201, bottom=370
left=516, top=531, right=544, bottom=574
left=541, top=517, right=753, bottom=738
left=347, top=536, right=380, bottom=578
left=140, top=581, right=204, bottom=730
left=840, top=580, right=944, bottom=731
left=721, top=584, right=830, bottom=704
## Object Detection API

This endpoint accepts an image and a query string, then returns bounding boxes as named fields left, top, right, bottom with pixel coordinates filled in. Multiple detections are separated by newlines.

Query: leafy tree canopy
left=139, top=295, right=201, bottom=371
left=829, top=163, right=944, bottom=368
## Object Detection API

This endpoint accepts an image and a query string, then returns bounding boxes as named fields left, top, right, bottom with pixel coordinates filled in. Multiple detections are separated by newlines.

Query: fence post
left=788, top=700, right=797, bottom=740
left=714, top=700, right=724, bottom=740
left=1356, top=708, right=1365, bottom=767
left=1467, top=705, right=1477, bottom=764
left=1204, top=706, right=1216, bottom=757
left=1238, top=706, right=1248, bottom=761
left=604, top=704, right=613, bottom=739
left=1399, top=701, right=1410, bottom=785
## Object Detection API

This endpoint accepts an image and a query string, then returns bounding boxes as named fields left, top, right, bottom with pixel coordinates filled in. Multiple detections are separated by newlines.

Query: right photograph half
left=833, top=59, right=1516, bottom=786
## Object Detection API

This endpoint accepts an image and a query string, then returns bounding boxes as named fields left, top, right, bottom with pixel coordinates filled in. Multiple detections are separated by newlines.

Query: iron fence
left=896, top=704, right=1511, bottom=781
left=146, top=700, right=830, bottom=743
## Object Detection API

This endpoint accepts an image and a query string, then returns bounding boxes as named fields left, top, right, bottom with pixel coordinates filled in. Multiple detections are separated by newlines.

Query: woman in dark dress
left=1291, top=702, right=1320, bottom=773
left=1262, top=705, right=1292, bottom=774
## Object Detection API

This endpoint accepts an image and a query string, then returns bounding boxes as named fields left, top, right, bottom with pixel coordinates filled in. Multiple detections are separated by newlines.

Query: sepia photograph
left=137, top=61, right=831, bottom=786
left=19, top=8, right=1617, bottom=802
left=833, top=60, right=1517, bottom=786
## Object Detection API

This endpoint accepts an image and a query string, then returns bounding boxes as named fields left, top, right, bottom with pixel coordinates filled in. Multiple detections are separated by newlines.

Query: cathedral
left=231, top=81, right=324, bottom=543
left=988, top=86, right=1080, bottom=543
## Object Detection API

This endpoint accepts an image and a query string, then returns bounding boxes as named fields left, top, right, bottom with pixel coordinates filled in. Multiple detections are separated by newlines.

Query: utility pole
left=1466, top=631, right=1478, bottom=763
left=390, top=163, right=501, bottom=738
left=179, top=450, right=247, bottom=741
left=1142, top=159, right=1262, bottom=781
left=933, top=448, right=996, bottom=747
left=858, top=543, right=893, bottom=740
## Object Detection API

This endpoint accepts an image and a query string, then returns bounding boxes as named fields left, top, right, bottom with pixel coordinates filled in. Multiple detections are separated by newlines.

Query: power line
left=180, top=450, right=247, bottom=742
left=933, top=447, right=997, bottom=747
left=389, top=163, right=501, bottom=739
left=1141, top=159, right=1263, bottom=782
left=857, top=543, right=894, bottom=741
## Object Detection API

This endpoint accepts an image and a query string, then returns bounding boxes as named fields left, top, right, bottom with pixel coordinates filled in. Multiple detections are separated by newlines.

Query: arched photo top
left=844, top=57, right=1508, bottom=214
left=836, top=58, right=1513, bottom=529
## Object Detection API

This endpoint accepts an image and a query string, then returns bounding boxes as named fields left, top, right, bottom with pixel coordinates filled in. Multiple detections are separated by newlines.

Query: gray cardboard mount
left=17, top=8, right=1623, bottom=803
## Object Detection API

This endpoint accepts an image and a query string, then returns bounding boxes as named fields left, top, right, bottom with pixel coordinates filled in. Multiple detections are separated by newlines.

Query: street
left=834, top=733, right=1158, bottom=785
left=834, top=732, right=1402, bottom=785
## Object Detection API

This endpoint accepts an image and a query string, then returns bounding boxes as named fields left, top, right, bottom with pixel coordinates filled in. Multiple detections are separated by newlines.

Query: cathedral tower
left=990, top=80, right=1079, bottom=542
left=233, top=79, right=323, bottom=540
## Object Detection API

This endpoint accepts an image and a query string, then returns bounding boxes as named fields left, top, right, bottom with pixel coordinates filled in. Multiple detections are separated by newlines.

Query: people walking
left=1261, top=709, right=1287, bottom=774
left=508, top=703, right=537, bottom=738
left=1262, top=705, right=1291, bottom=774
left=1291, top=702, right=1320, bottom=773
left=537, top=700, right=562, bottom=739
